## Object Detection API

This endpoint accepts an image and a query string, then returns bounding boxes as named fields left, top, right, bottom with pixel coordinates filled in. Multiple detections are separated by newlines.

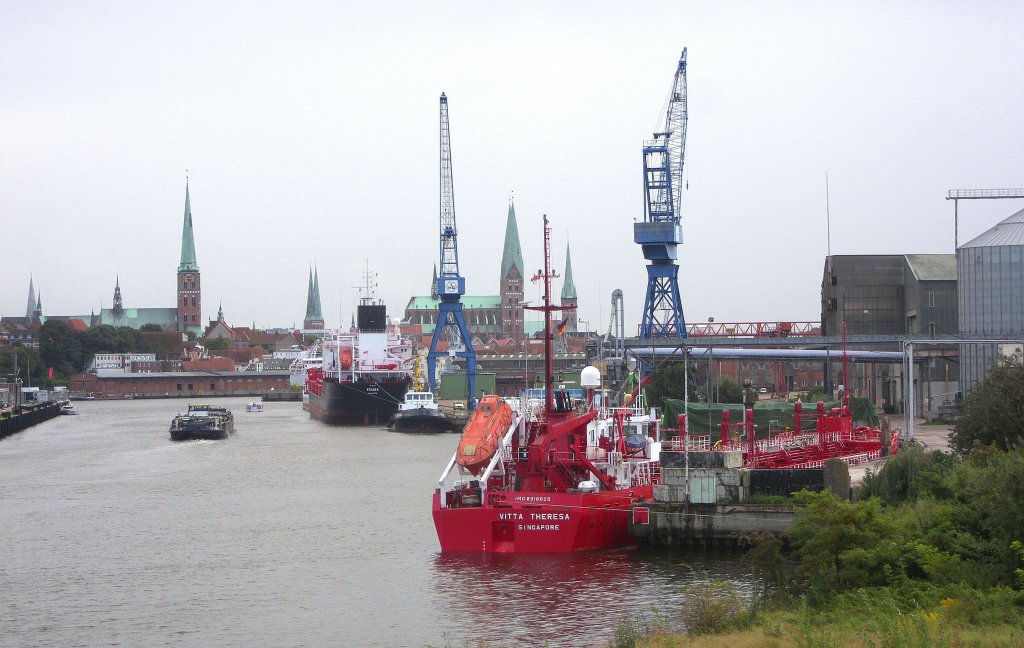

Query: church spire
left=500, top=199, right=524, bottom=280
left=311, top=267, right=323, bottom=320
left=561, top=242, right=577, bottom=300
left=304, top=268, right=315, bottom=319
left=25, top=276, right=36, bottom=319
left=303, top=264, right=325, bottom=329
left=178, top=180, right=199, bottom=272
left=431, top=264, right=438, bottom=300
left=113, top=275, right=124, bottom=315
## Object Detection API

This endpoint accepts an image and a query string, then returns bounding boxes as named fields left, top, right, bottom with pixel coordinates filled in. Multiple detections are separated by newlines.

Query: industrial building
left=821, top=253, right=958, bottom=418
left=958, top=207, right=1024, bottom=393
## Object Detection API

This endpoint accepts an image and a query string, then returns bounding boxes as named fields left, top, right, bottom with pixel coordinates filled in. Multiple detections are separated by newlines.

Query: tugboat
left=388, top=355, right=452, bottom=433
left=432, top=216, right=661, bottom=553
left=389, top=391, right=452, bottom=433
left=306, top=273, right=413, bottom=425
left=169, top=404, right=234, bottom=441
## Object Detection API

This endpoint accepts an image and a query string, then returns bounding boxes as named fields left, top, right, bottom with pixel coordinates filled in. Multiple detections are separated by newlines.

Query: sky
left=3, top=1, right=1023, bottom=336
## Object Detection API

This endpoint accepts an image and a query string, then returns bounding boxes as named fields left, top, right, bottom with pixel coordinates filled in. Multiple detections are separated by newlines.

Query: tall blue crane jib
left=427, top=93, right=477, bottom=405
left=636, top=49, right=688, bottom=340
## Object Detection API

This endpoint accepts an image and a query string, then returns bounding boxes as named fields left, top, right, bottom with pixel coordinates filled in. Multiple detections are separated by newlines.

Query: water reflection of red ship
left=429, top=551, right=755, bottom=647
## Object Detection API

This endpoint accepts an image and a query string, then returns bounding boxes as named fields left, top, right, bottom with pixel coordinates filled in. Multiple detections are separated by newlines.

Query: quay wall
left=630, top=450, right=853, bottom=548
left=631, top=503, right=795, bottom=549
left=0, top=401, right=62, bottom=440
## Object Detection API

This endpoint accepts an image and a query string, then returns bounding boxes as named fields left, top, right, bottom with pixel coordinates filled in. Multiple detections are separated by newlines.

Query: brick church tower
left=499, top=200, right=525, bottom=346
left=177, top=181, right=202, bottom=336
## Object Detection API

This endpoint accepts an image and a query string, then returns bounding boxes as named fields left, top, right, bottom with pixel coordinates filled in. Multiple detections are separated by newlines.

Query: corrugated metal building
left=958, top=207, right=1024, bottom=393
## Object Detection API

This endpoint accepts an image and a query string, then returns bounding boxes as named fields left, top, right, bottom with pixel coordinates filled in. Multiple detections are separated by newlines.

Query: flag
left=556, top=317, right=568, bottom=335
left=47, top=367, right=54, bottom=379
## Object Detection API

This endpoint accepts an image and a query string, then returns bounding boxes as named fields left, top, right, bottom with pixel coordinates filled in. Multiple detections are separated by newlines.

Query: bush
left=679, top=579, right=750, bottom=635
left=950, top=352, right=1024, bottom=455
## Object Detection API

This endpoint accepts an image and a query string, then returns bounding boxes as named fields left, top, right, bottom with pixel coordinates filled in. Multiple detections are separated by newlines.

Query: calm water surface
left=1, top=399, right=752, bottom=647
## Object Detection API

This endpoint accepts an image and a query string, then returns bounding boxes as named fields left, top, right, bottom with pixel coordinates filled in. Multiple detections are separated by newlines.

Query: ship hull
left=390, top=409, right=452, bottom=434
left=170, top=427, right=231, bottom=441
left=432, top=486, right=654, bottom=553
left=308, top=379, right=408, bottom=425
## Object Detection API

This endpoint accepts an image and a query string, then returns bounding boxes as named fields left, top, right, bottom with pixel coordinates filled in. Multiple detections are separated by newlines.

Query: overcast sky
left=3, top=1, right=1022, bottom=336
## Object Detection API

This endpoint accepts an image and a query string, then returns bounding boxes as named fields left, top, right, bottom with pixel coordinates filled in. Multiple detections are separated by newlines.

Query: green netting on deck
left=660, top=397, right=879, bottom=437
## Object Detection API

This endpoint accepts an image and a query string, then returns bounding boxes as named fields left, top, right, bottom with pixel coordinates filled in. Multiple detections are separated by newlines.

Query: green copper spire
left=561, top=242, right=577, bottom=300
left=178, top=181, right=199, bottom=272
left=500, top=200, right=524, bottom=279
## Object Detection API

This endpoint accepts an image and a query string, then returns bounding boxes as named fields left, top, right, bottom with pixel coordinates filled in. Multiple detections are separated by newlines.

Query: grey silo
left=957, top=207, right=1024, bottom=394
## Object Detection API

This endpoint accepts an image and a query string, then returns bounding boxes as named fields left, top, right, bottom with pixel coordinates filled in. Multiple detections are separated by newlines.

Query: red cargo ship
left=432, top=216, right=661, bottom=553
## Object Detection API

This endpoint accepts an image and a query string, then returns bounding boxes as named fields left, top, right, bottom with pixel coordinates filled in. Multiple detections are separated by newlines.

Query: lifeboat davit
left=456, top=395, right=514, bottom=476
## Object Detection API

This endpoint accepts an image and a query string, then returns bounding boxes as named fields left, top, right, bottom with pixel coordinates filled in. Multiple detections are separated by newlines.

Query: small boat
left=246, top=402, right=264, bottom=413
left=170, top=404, right=234, bottom=441
left=60, top=403, right=79, bottom=415
left=388, top=391, right=452, bottom=434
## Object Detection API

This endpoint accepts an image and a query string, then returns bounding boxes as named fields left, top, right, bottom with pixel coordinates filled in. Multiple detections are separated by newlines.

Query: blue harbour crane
left=635, top=48, right=688, bottom=339
left=427, top=93, right=478, bottom=403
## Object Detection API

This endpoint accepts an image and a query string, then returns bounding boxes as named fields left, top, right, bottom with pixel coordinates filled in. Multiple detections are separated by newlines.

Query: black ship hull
left=389, top=408, right=453, bottom=434
left=170, top=426, right=231, bottom=441
left=308, top=378, right=409, bottom=425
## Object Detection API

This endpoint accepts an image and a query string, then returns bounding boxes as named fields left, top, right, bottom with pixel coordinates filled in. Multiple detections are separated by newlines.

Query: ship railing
left=436, top=409, right=523, bottom=509
left=630, top=461, right=659, bottom=487
left=668, top=435, right=711, bottom=451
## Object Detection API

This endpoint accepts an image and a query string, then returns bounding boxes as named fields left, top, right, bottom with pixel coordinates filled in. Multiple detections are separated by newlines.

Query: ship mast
left=524, top=214, right=574, bottom=415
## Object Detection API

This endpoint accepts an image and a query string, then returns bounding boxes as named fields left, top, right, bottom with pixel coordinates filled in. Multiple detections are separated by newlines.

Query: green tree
left=715, top=376, right=744, bottom=404
left=644, top=362, right=689, bottom=409
left=139, top=323, right=164, bottom=332
left=203, top=337, right=229, bottom=351
left=0, top=345, right=51, bottom=389
left=39, top=320, right=84, bottom=376
left=950, top=352, right=1024, bottom=455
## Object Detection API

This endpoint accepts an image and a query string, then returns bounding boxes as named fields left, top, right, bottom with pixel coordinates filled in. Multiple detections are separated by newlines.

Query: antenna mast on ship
left=355, top=260, right=379, bottom=306
left=524, top=215, right=575, bottom=415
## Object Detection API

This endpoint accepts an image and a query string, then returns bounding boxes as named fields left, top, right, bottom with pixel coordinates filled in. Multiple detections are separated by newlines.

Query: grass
left=612, top=584, right=1024, bottom=648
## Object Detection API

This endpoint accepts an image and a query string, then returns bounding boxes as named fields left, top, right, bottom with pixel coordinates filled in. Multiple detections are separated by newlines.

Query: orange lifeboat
left=456, top=395, right=514, bottom=476
left=340, top=347, right=353, bottom=370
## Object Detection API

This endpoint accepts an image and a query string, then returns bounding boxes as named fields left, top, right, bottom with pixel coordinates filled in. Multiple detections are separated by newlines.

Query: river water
left=1, top=398, right=753, bottom=647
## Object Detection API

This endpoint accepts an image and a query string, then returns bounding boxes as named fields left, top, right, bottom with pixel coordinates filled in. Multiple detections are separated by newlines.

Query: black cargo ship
left=306, top=302, right=412, bottom=425
left=169, top=404, right=234, bottom=441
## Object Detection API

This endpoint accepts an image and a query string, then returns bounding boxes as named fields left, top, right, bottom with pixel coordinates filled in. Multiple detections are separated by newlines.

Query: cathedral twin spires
left=304, top=266, right=324, bottom=329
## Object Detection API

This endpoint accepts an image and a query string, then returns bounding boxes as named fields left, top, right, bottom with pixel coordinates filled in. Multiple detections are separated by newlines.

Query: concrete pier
left=630, top=503, right=794, bottom=549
